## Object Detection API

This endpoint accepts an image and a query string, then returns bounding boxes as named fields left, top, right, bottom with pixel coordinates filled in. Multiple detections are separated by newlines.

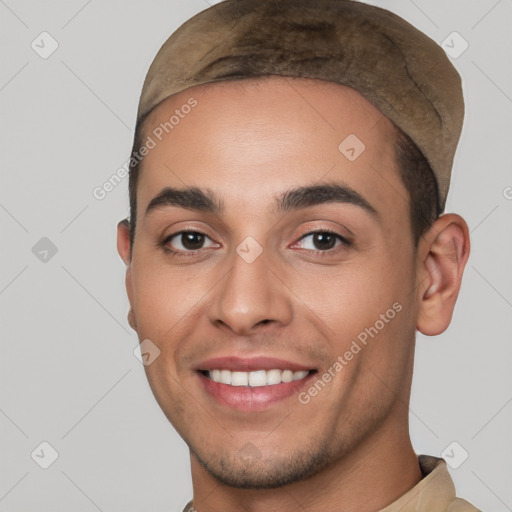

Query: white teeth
left=206, top=369, right=311, bottom=386
left=292, top=370, right=309, bottom=381
left=248, top=370, right=267, bottom=386
left=220, top=369, right=231, bottom=385
left=231, top=371, right=248, bottom=386
left=266, top=369, right=283, bottom=385
left=281, top=370, right=293, bottom=382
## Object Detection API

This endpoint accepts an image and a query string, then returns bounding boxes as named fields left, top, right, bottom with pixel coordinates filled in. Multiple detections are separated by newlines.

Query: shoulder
left=447, top=497, right=482, bottom=511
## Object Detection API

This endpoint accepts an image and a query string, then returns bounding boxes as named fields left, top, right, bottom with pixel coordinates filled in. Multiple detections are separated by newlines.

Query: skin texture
left=117, top=76, right=470, bottom=512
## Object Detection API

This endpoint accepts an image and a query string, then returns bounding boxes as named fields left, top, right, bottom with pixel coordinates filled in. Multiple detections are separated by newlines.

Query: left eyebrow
left=272, top=182, right=379, bottom=218
left=144, top=182, right=379, bottom=219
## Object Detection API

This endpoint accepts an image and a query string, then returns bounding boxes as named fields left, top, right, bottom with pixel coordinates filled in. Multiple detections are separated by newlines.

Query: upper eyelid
left=163, top=229, right=217, bottom=247
left=292, top=230, right=351, bottom=250
left=298, top=230, right=350, bottom=242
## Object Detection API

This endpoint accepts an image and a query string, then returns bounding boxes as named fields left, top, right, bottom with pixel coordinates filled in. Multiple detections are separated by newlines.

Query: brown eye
left=311, top=232, right=337, bottom=250
left=296, top=230, right=351, bottom=252
left=164, top=231, right=215, bottom=254
left=180, top=232, right=205, bottom=250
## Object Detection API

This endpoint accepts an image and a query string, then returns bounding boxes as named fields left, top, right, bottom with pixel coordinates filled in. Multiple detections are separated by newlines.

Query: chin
left=190, top=441, right=335, bottom=489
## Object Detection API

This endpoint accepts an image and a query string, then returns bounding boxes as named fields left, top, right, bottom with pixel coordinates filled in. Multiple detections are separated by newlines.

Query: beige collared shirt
left=181, top=455, right=480, bottom=512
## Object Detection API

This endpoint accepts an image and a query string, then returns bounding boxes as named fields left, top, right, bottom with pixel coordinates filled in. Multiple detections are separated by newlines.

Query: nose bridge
left=208, top=236, right=292, bottom=333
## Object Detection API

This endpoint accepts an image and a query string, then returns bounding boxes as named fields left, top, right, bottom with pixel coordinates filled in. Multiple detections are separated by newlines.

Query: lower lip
left=196, top=371, right=316, bottom=411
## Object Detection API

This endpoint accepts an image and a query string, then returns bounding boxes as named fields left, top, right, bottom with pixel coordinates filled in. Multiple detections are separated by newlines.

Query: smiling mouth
left=198, top=368, right=318, bottom=387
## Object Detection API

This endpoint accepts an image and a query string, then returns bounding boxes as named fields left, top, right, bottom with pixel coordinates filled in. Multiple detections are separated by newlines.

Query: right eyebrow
left=145, top=186, right=223, bottom=217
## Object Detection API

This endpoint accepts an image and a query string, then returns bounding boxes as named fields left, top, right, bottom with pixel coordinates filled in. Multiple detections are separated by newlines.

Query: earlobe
left=127, top=308, right=137, bottom=330
left=417, top=214, right=470, bottom=336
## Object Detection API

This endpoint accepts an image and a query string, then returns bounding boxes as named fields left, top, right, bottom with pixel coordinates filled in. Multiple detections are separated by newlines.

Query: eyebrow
left=144, top=182, right=378, bottom=219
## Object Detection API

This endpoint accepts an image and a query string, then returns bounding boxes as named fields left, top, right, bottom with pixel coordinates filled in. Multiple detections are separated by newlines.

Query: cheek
left=130, top=250, right=200, bottom=325
left=300, top=252, right=416, bottom=371
left=129, top=256, right=217, bottom=371
left=291, top=257, right=408, bottom=329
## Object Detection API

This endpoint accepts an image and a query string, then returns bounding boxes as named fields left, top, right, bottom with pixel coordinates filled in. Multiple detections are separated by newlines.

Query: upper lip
left=195, top=356, right=316, bottom=372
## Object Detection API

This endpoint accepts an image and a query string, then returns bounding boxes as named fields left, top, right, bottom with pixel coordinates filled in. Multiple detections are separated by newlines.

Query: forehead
left=136, top=76, right=406, bottom=222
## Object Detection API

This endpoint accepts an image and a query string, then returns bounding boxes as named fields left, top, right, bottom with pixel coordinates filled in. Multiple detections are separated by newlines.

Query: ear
left=117, top=219, right=136, bottom=329
left=416, top=213, right=470, bottom=336
left=117, top=218, right=132, bottom=266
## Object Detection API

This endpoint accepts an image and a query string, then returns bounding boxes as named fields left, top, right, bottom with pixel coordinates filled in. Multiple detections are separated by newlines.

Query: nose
left=207, top=243, right=293, bottom=336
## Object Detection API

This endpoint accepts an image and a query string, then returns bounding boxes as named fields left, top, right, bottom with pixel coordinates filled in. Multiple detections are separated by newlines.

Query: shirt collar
left=378, top=455, right=456, bottom=511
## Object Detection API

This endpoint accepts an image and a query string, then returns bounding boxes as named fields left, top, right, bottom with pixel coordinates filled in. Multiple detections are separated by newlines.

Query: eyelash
left=160, top=229, right=352, bottom=258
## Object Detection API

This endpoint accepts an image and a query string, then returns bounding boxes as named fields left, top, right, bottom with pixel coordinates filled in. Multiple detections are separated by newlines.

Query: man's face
left=121, top=76, right=423, bottom=487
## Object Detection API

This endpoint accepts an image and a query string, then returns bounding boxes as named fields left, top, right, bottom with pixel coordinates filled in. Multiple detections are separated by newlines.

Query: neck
left=188, top=415, right=423, bottom=512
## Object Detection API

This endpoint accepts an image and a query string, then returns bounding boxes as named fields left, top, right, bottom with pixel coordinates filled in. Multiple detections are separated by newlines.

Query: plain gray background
left=1, top=0, right=511, bottom=511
